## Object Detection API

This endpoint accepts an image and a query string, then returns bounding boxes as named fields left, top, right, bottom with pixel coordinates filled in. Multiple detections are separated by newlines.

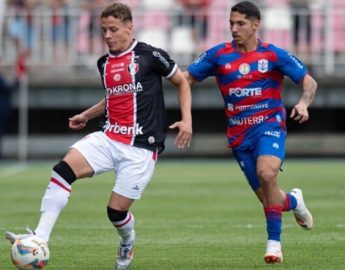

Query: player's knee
left=107, top=207, right=128, bottom=222
left=53, top=160, right=77, bottom=185
left=257, top=168, right=276, bottom=184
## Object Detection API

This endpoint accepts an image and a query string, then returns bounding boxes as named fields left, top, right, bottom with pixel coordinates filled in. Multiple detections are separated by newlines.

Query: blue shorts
left=232, top=126, right=286, bottom=191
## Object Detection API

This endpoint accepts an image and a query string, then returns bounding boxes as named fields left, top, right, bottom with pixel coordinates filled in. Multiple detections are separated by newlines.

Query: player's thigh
left=256, top=155, right=282, bottom=181
left=69, top=131, right=115, bottom=176
left=233, top=149, right=260, bottom=191
left=255, top=130, right=286, bottom=178
left=114, top=145, right=157, bottom=200
left=63, top=148, right=94, bottom=178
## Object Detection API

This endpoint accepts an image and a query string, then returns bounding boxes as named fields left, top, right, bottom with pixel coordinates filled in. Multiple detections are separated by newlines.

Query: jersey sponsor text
left=288, top=53, right=304, bottom=69
left=227, top=103, right=269, bottom=111
left=229, top=87, right=262, bottom=97
left=104, top=122, right=144, bottom=135
left=153, top=51, right=170, bottom=68
left=107, top=82, right=143, bottom=96
left=229, top=116, right=265, bottom=126
left=264, top=131, right=281, bottom=138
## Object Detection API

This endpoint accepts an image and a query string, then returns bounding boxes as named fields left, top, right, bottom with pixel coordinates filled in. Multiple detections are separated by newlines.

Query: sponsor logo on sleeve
left=153, top=51, right=170, bottom=68
left=288, top=53, right=304, bottom=69
left=193, top=52, right=207, bottom=64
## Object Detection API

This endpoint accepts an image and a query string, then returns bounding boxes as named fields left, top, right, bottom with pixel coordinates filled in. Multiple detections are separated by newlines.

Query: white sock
left=35, top=171, right=72, bottom=242
left=34, top=212, right=60, bottom=242
left=112, top=212, right=135, bottom=244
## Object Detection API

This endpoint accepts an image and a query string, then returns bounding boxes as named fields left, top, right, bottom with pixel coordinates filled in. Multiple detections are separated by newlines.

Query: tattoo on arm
left=301, top=76, right=317, bottom=106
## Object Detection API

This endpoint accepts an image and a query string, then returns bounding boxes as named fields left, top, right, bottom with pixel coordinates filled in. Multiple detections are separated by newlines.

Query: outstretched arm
left=183, top=71, right=198, bottom=86
left=168, top=68, right=193, bottom=148
left=69, top=98, right=106, bottom=130
left=290, top=74, right=317, bottom=124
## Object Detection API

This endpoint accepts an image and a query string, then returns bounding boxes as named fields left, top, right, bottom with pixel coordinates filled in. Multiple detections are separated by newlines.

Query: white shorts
left=70, top=131, right=157, bottom=200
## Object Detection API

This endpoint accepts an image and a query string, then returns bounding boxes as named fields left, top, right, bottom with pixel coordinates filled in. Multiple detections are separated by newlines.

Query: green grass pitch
left=1, top=159, right=344, bottom=269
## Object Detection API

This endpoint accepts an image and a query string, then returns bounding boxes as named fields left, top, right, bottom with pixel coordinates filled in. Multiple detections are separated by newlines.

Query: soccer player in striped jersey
left=184, top=1, right=317, bottom=264
left=5, top=3, right=192, bottom=270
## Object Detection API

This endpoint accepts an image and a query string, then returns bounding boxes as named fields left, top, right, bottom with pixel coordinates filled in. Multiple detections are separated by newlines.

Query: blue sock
left=264, top=205, right=283, bottom=241
left=283, top=193, right=298, bottom=211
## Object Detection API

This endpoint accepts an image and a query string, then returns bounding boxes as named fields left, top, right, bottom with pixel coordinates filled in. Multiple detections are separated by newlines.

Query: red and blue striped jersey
left=188, top=40, right=308, bottom=148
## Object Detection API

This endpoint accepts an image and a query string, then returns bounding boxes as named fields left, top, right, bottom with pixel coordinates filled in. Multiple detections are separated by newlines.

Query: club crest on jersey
left=239, top=63, right=250, bottom=75
left=258, top=59, right=268, bottom=73
left=128, top=63, right=139, bottom=75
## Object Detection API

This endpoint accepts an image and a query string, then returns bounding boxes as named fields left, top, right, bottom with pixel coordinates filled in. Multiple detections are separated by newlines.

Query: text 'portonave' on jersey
left=188, top=40, right=308, bottom=148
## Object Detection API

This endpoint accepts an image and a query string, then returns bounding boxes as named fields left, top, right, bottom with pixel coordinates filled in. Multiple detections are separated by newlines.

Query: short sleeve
left=188, top=47, right=218, bottom=81
left=274, top=47, right=308, bottom=84
left=151, top=48, right=178, bottom=79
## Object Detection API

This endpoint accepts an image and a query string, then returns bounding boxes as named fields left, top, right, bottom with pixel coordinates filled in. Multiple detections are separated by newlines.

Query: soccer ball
left=11, top=235, right=50, bottom=270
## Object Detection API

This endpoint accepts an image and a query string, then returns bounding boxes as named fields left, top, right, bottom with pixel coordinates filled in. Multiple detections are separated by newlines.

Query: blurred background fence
left=1, top=0, right=345, bottom=160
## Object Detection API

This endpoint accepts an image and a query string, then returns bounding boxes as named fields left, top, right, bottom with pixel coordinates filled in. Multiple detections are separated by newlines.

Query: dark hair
left=231, top=1, right=261, bottom=21
left=101, top=3, right=132, bottom=22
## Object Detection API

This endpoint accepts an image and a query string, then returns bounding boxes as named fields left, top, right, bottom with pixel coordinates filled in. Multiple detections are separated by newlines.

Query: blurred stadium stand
left=1, top=0, right=345, bottom=159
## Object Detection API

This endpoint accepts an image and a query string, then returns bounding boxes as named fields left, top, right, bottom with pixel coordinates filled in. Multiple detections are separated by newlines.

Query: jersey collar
left=108, top=39, right=138, bottom=58
left=231, top=38, right=262, bottom=53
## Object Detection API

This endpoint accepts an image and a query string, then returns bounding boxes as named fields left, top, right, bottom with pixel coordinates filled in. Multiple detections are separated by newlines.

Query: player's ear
left=253, top=19, right=260, bottom=31
left=127, top=22, right=133, bottom=32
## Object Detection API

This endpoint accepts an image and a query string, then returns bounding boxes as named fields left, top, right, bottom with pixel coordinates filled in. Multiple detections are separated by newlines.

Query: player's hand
left=69, top=114, right=88, bottom=130
left=290, top=103, right=309, bottom=124
left=169, top=120, right=192, bottom=149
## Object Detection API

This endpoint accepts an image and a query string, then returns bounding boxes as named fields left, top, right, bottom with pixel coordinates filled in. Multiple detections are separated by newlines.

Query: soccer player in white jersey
left=5, top=3, right=192, bottom=270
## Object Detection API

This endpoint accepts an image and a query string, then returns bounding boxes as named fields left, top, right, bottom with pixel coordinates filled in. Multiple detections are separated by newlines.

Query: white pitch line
left=0, top=164, right=27, bottom=178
